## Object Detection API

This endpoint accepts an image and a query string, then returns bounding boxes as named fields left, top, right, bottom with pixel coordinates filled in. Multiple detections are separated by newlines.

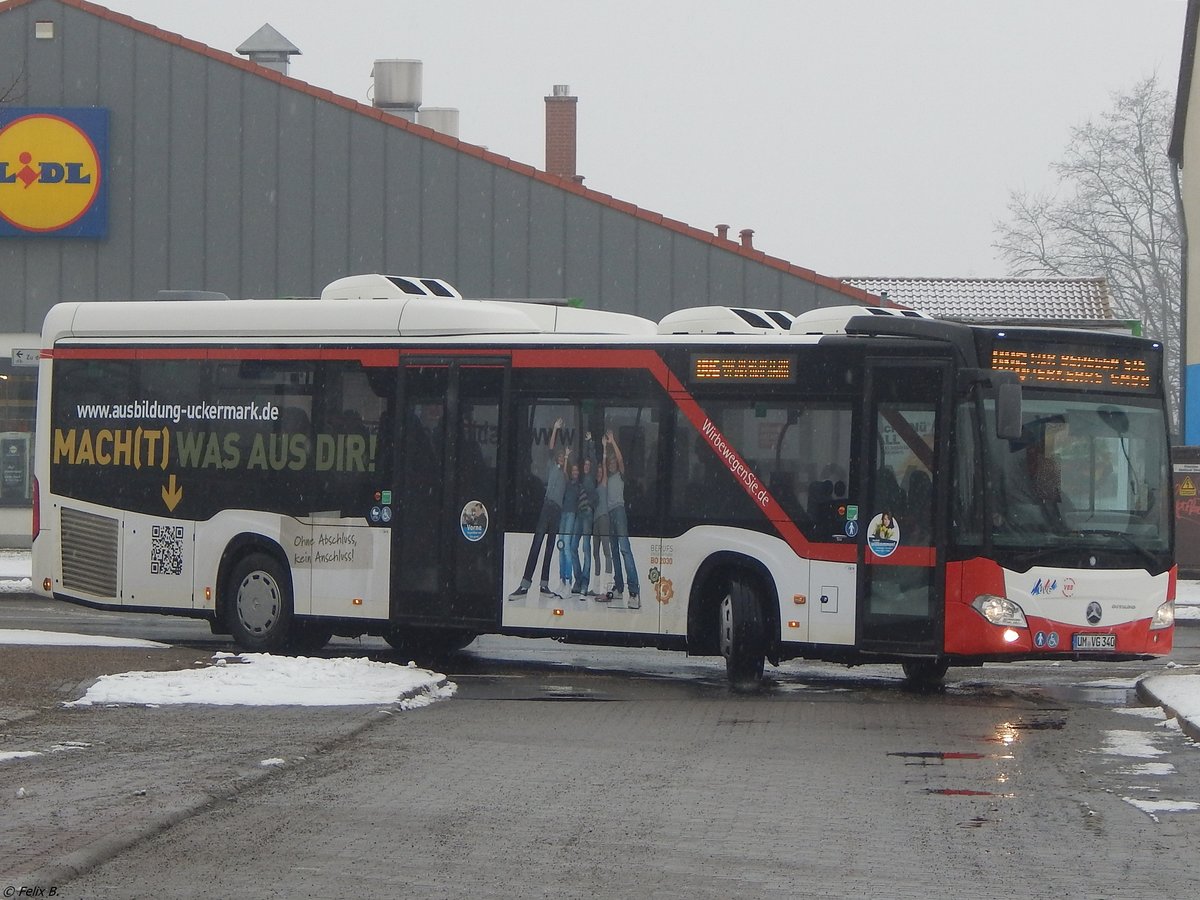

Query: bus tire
left=224, top=552, right=293, bottom=653
left=288, top=622, right=333, bottom=654
left=719, top=579, right=766, bottom=690
left=901, top=658, right=949, bottom=687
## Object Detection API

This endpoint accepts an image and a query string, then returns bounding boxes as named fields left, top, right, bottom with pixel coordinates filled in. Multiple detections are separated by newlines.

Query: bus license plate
left=1072, top=633, right=1116, bottom=651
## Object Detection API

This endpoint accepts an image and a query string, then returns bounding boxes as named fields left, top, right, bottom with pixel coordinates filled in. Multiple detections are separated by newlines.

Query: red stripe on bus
left=865, top=545, right=936, bottom=567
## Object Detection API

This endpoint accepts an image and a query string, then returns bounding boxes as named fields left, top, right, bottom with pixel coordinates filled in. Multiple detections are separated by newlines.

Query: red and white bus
left=32, top=274, right=1176, bottom=685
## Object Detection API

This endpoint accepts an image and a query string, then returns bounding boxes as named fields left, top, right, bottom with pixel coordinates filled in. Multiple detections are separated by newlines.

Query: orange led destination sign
left=692, top=355, right=794, bottom=383
left=991, top=344, right=1154, bottom=393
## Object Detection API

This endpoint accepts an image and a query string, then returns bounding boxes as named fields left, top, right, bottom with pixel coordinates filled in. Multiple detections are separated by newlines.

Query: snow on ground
left=0, top=629, right=167, bottom=648
left=1138, top=672, right=1200, bottom=739
left=64, top=652, right=454, bottom=708
left=0, top=548, right=32, bottom=594
left=1175, top=579, right=1200, bottom=620
left=1120, top=797, right=1200, bottom=822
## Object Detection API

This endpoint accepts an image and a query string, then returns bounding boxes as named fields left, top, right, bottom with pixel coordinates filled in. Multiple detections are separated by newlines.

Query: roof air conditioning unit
left=789, top=305, right=930, bottom=335
left=658, top=307, right=794, bottom=335
left=320, top=274, right=463, bottom=300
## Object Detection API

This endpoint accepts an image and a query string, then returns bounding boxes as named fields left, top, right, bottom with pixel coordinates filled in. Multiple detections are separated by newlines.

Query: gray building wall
left=0, top=0, right=871, bottom=324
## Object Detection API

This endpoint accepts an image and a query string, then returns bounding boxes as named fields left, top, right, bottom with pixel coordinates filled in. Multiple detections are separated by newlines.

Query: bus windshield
left=976, top=395, right=1170, bottom=559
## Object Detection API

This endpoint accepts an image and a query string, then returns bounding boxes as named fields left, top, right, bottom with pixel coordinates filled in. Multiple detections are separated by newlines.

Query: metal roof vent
left=320, top=274, right=463, bottom=300
left=417, top=107, right=460, bottom=137
left=236, top=24, right=300, bottom=76
left=789, top=305, right=932, bottom=335
left=658, top=307, right=794, bottom=335
left=371, top=60, right=422, bottom=122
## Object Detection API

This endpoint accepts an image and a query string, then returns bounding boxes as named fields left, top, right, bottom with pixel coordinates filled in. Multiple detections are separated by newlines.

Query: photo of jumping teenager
left=600, top=429, right=640, bottom=608
left=558, top=447, right=580, bottom=594
left=569, top=432, right=599, bottom=598
left=509, top=416, right=569, bottom=601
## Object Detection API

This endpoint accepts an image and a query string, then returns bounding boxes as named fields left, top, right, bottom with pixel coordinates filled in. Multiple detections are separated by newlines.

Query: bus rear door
left=393, top=359, right=507, bottom=630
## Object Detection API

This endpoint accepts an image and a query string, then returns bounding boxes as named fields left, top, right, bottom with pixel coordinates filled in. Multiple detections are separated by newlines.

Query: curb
left=11, top=676, right=450, bottom=891
left=1135, top=676, right=1200, bottom=743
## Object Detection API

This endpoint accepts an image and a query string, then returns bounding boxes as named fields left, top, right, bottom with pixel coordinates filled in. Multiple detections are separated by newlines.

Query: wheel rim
left=718, top=594, right=734, bottom=659
left=237, top=570, right=281, bottom=636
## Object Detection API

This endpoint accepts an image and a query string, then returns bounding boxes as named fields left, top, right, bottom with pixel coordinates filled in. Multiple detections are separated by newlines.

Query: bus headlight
left=971, top=594, right=1028, bottom=628
left=1149, top=601, right=1175, bottom=631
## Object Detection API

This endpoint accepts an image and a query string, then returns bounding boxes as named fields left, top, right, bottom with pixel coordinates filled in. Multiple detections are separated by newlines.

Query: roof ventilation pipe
left=371, top=59, right=422, bottom=122
left=237, top=24, right=300, bottom=76
left=417, top=107, right=460, bottom=137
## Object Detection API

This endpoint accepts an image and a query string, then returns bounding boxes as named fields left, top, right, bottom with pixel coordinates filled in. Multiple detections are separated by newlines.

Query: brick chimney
left=715, top=224, right=730, bottom=240
left=545, top=84, right=579, bottom=180
left=739, top=228, right=755, bottom=249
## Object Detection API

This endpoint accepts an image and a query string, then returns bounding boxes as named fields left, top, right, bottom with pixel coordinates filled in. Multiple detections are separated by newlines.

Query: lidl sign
left=0, top=108, right=108, bottom=238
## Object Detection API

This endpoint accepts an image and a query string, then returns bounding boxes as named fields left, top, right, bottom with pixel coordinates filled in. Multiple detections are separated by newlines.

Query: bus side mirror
left=995, top=379, right=1023, bottom=441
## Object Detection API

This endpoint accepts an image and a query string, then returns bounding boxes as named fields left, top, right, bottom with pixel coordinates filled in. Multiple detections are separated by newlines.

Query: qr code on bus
left=151, top=524, right=185, bottom=576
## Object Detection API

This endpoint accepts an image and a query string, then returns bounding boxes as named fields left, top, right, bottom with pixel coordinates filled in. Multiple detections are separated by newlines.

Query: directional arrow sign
left=162, top=473, right=183, bottom=511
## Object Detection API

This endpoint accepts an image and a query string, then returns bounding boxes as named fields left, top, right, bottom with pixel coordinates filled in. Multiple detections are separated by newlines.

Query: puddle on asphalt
left=888, top=751, right=1013, bottom=763
left=926, top=788, right=1016, bottom=798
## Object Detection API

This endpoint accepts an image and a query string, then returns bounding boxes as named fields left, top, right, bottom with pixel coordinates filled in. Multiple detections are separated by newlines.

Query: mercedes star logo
left=1085, top=602, right=1103, bottom=625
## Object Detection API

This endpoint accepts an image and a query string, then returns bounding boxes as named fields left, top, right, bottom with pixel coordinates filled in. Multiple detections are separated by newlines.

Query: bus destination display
left=991, top=342, right=1155, bottom=393
left=691, top=355, right=795, bottom=384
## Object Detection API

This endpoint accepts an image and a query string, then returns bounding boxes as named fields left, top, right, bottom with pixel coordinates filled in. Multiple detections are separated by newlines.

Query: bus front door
left=858, top=360, right=948, bottom=655
left=393, top=360, right=507, bottom=630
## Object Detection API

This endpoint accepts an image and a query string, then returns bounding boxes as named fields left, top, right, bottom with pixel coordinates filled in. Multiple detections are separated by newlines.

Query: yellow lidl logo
left=0, top=108, right=108, bottom=237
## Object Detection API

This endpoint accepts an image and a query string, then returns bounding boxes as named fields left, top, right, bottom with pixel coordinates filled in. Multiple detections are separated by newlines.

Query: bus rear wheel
left=901, top=658, right=949, bottom=687
left=224, top=553, right=293, bottom=653
left=718, top=580, right=766, bottom=690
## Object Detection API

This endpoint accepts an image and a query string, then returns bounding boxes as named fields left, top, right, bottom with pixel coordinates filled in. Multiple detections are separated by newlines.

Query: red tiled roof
left=841, top=276, right=1115, bottom=321
left=1, top=0, right=879, bottom=306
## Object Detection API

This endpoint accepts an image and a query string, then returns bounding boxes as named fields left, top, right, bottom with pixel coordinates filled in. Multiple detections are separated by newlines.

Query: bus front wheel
left=901, top=658, right=949, bottom=687
left=224, top=553, right=294, bottom=653
left=719, top=580, right=766, bottom=690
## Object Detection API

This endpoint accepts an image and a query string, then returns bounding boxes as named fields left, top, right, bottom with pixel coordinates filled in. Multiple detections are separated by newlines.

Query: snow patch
left=1121, top=796, right=1200, bottom=822
left=64, top=652, right=455, bottom=708
left=1112, top=762, right=1175, bottom=776
left=0, top=629, right=168, bottom=648
left=0, top=751, right=42, bottom=763
left=1099, top=730, right=1167, bottom=759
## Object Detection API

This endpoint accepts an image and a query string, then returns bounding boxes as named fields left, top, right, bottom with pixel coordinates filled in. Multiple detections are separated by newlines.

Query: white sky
left=88, top=0, right=1188, bottom=278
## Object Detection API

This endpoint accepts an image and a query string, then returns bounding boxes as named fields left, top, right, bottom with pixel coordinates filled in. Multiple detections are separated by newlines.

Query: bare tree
left=0, top=68, right=24, bottom=104
left=994, top=76, right=1181, bottom=429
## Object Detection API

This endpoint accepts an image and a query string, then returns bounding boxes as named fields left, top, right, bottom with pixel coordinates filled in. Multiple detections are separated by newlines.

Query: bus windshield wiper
left=1006, top=544, right=1069, bottom=570
left=1075, top=530, right=1161, bottom=569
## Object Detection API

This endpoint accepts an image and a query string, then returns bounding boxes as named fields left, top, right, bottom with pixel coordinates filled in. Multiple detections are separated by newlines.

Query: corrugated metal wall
left=0, top=0, right=852, bottom=327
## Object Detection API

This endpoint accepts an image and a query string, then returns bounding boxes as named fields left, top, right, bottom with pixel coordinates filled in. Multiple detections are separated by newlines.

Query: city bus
left=31, top=274, right=1176, bottom=686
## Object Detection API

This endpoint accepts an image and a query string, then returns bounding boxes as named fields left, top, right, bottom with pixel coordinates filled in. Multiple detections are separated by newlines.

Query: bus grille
left=60, top=507, right=119, bottom=600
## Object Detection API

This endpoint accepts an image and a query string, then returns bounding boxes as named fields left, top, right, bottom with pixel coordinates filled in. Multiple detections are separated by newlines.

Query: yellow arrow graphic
left=162, top=473, right=183, bottom=512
